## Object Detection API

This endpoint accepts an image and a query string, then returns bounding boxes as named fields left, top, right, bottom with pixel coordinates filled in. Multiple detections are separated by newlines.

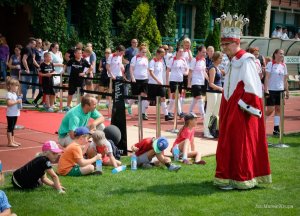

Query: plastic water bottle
left=173, top=145, right=180, bottom=161
left=95, top=159, right=103, bottom=174
left=17, top=95, right=22, bottom=109
left=112, top=165, right=126, bottom=174
left=131, top=153, right=137, bottom=171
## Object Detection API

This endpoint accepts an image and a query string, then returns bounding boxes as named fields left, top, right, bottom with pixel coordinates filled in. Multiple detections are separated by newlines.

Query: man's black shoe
left=142, top=113, right=148, bottom=120
left=165, top=115, right=173, bottom=121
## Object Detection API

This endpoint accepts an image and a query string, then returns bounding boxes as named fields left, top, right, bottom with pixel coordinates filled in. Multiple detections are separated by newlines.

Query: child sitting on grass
left=86, top=130, right=122, bottom=168
left=0, top=190, right=17, bottom=216
left=57, top=127, right=102, bottom=176
left=12, top=141, right=66, bottom=193
left=171, top=113, right=206, bottom=165
left=131, top=137, right=181, bottom=171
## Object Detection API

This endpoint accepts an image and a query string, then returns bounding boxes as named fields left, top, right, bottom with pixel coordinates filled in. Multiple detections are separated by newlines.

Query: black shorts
left=68, top=82, right=84, bottom=96
left=183, top=75, right=188, bottom=89
left=266, top=90, right=282, bottom=106
left=169, top=81, right=183, bottom=94
left=148, top=84, right=166, bottom=100
left=191, top=85, right=206, bottom=97
left=131, top=79, right=148, bottom=95
left=100, top=78, right=110, bottom=88
left=42, top=84, right=55, bottom=95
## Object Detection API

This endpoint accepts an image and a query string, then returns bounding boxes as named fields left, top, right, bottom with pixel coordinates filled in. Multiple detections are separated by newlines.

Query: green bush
left=121, top=2, right=161, bottom=52
left=194, top=0, right=212, bottom=39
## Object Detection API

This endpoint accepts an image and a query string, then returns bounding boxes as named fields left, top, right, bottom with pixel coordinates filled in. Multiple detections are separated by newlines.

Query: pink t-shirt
left=172, top=127, right=195, bottom=149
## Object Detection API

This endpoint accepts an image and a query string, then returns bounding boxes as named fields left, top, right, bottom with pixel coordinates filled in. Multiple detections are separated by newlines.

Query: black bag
left=108, top=139, right=121, bottom=160
left=208, top=115, right=219, bottom=138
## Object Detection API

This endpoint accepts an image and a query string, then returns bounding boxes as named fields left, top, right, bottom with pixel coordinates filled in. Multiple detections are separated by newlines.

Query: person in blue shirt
left=0, top=190, right=17, bottom=216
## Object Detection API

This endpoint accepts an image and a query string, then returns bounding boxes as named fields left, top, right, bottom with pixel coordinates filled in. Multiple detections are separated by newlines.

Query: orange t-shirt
left=57, top=142, right=83, bottom=175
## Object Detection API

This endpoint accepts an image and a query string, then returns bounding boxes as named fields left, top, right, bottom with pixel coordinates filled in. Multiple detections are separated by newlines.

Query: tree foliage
left=155, top=0, right=176, bottom=37
left=31, top=0, right=67, bottom=49
left=80, top=0, right=113, bottom=56
left=194, top=0, right=212, bottom=39
left=121, top=2, right=161, bottom=51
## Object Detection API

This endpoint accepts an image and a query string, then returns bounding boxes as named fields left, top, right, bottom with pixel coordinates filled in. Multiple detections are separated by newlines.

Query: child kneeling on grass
left=131, top=137, right=181, bottom=172
left=86, top=130, right=122, bottom=168
left=171, top=113, right=206, bottom=165
left=57, top=127, right=102, bottom=176
left=11, top=141, right=65, bottom=194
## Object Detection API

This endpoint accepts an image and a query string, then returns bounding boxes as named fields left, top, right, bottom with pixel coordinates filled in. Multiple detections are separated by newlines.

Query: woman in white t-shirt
left=166, top=47, right=189, bottom=118
left=188, top=45, right=208, bottom=117
left=264, top=49, right=289, bottom=135
left=148, top=48, right=173, bottom=121
left=128, top=44, right=149, bottom=119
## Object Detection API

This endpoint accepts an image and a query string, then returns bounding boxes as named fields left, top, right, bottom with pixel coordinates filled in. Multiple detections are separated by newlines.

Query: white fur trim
left=238, top=99, right=262, bottom=118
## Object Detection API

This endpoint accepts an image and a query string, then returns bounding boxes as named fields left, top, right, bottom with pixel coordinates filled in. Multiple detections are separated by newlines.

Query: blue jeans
left=21, top=70, right=33, bottom=102
left=31, top=70, right=39, bottom=96
left=0, top=60, right=7, bottom=81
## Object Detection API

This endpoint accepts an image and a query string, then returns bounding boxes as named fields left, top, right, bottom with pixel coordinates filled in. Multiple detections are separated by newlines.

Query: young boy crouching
left=86, top=130, right=122, bottom=168
left=131, top=137, right=181, bottom=172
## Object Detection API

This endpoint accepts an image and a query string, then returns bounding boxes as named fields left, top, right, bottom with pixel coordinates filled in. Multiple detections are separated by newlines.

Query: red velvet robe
left=214, top=50, right=272, bottom=189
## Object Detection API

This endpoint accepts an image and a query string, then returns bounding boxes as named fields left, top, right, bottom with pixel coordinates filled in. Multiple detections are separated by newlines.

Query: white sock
left=189, top=98, right=197, bottom=113
left=142, top=100, right=149, bottom=114
left=180, top=97, right=184, bottom=111
left=182, top=153, right=188, bottom=160
left=168, top=99, right=174, bottom=113
left=177, top=99, right=182, bottom=115
left=274, top=116, right=280, bottom=126
left=198, top=99, right=205, bottom=115
left=161, top=102, right=168, bottom=115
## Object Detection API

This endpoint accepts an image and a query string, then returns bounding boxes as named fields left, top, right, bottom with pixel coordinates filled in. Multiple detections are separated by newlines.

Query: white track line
left=0, top=146, right=41, bottom=152
left=0, top=131, right=48, bottom=137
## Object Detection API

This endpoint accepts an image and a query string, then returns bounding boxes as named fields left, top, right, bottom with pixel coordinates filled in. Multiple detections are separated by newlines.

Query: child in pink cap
left=12, top=141, right=66, bottom=193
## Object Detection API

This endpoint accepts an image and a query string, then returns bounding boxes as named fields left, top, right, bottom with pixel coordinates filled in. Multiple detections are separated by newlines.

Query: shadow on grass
left=109, top=181, right=224, bottom=197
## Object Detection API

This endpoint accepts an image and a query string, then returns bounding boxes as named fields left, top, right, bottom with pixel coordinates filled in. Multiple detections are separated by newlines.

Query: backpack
left=208, top=115, right=219, bottom=138
left=108, top=139, right=121, bottom=160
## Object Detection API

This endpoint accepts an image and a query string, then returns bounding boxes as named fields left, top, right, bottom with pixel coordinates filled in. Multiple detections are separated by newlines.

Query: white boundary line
left=0, top=146, right=41, bottom=152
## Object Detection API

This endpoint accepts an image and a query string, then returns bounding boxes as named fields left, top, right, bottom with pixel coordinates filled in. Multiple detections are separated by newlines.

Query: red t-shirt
left=134, top=137, right=154, bottom=156
left=172, top=127, right=195, bottom=150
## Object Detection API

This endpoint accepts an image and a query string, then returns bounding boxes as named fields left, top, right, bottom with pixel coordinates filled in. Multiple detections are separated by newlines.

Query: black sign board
left=111, top=79, right=127, bottom=155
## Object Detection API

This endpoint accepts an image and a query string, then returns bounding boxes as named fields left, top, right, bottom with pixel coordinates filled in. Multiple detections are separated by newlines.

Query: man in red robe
left=214, top=13, right=272, bottom=190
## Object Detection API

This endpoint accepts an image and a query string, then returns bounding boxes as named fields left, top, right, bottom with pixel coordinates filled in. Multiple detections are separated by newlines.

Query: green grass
left=1, top=134, right=300, bottom=216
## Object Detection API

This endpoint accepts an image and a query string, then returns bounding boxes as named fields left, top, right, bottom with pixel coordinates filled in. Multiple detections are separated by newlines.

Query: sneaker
left=179, top=112, right=185, bottom=119
left=165, top=115, right=174, bottom=121
left=127, top=106, right=132, bottom=115
left=142, top=113, right=148, bottom=120
left=183, top=159, right=192, bottom=165
left=32, top=101, right=39, bottom=108
left=168, top=164, right=181, bottom=172
left=194, top=160, right=206, bottom=165
left=219, top=185, right=234, bottom=190
left=204, top=133, right=214, bottom=139
left=273, top=130, right=280, bottom=136
left=22, top=100, right=31, bottom=105
left=63, top=106, right=71, bottom=112
left=46, top=108, right=54, bottom=112
left=168, top=112, right=174, bottom=117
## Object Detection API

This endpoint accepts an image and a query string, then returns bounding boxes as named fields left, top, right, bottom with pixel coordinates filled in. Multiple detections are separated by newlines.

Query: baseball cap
left=91, top=130, right=108, bottom=145
left=42, top=141, right=62, bottom=153
left=152, top=137, right=169, bottom=153
left=184, top=112, right=198, bottom=121
left=74, top=126, right=91, bottom=137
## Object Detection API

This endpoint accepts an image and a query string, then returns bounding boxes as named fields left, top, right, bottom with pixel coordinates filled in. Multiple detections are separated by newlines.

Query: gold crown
left=215, top=12, right=249, bottom=42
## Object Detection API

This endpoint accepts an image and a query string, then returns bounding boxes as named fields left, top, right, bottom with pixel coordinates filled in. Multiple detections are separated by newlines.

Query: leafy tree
left=121, top=2, right=161, bottom=52
left=194, top=0, right=212, bottom=39
left=31, top=0, right=67, bottom=49
left=80, top=0, right=113, bottom=56
left=155, top=0, right=176, bottom=37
